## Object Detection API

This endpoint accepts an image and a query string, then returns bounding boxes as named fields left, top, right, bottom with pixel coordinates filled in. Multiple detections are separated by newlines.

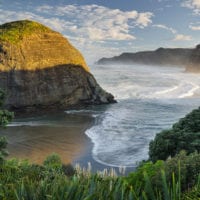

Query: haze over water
left=86, top=64, right=200, bottom=167
left=2, top=64, right=200, bottom=169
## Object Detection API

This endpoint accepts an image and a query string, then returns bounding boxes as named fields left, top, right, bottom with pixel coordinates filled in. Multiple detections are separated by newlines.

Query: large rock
left=0, top=20, right=116, bottom=114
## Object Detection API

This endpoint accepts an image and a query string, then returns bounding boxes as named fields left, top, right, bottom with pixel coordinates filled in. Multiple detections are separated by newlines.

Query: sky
left=0, top=0, right=200, bottom=64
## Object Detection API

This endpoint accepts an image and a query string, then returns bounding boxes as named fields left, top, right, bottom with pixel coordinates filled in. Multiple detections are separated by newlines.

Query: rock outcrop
left=0, top=20, right=116, bottom=114
left=97, top=47, right=192, bottom=66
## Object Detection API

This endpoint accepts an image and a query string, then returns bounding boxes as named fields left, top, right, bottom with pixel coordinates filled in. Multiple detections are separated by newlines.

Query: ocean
left=84, top=64, right=200, bottom=168
left=1, top=64, right=200, bottom=171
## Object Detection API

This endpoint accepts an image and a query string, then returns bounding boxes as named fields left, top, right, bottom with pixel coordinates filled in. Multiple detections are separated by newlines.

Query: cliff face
left=0, top=20, right=115, bottom=114
left=186, top=45, right=200, bottom=72
left=97, top=47, right=192, bottom=66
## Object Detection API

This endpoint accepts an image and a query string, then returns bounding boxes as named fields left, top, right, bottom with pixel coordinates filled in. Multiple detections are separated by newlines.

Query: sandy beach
left=0, top=113, right=94, bottom=165
left=0, top=111, right=136, bottom=174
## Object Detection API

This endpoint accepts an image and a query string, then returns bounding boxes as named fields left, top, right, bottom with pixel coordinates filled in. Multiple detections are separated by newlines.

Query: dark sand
left=0, top=113, right=93, bottom=165
left=0, top=112, right=135, bottom=174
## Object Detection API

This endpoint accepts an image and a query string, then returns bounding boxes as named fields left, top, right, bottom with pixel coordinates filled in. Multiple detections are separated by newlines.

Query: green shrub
left=62, top=164, right=76, bottom=177
left=0, top=89, right=13, bottom=164
left=181, top=175, right=200, bottom=200
left=126, top=152, right=200, bottom=194
left=0, top=89, right=14, bottom=127
left=43, top=153, right=62, bottom=169
left=126, top=160, right=165, bottom=188
left=0, top=136, right=8, bottom=164
left=149, top=107, right=200, bottom=162
left=165, top=151, right=200, bottom=190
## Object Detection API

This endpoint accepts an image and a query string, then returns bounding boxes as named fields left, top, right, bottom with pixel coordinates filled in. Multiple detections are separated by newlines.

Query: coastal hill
left=186, top=44, right=200, bottom=72
left=0, top=20, right=89, bottom=72
left=97, top=47, right=192, bottom=66
left=0, top=20, right=115, bottom=114
left=97, top=45, right=200, bottom=71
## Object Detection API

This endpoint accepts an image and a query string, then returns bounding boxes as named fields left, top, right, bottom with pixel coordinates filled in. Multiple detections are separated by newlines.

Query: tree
left=0, top=89, right=14, bottom=163
left=149, top=107, right=200, bottom=162
left=0, top=89, right=13, bottom=126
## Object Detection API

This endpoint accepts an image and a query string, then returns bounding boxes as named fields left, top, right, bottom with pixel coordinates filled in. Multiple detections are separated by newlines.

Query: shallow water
left=1, top=64, right=200, bottom=170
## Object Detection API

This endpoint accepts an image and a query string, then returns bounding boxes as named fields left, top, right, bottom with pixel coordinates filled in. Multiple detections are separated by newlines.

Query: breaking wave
left=84, top=64, right=200, bottom=167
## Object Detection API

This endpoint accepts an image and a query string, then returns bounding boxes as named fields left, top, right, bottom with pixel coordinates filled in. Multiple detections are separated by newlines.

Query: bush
left=127, top=151, right=200, bottom=192
left=43, top=153, right=62, bottom=169
left=0, top=137, right=8, bottom=164
left=126, top=160, right=165, bottom=189
left=0, top=89, right=14, bottom=127
left=62, top=164, right=75, bottom=176
left=149, top=107, right=200, bottom=162
left=0, top=89, right=14, bottom=164
left=165, top=151, right=200, bottom=190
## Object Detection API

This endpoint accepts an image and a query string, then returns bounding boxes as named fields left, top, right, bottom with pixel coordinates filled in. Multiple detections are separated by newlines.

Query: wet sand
left=0, top=112, right=135, bottom=174
left=0, top=113, right=93, bottom=165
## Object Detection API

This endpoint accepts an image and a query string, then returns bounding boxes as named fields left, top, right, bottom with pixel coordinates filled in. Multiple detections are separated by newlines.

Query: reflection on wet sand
left=0, top=115, right=92, bottom=164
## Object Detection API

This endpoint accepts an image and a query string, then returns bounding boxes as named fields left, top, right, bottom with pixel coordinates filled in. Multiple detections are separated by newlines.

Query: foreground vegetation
left=1, top=88, right=200, bottom=199
left=0, top=152, right=200, bottom=199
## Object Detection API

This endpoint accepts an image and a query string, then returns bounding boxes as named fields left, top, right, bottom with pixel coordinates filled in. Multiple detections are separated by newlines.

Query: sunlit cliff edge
left=0, top=20, right=89, bottom=72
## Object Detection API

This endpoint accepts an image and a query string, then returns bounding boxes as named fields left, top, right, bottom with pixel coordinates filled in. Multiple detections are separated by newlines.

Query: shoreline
left=0, top=111, right=136, bottom=174
left=0, top=112, right=94, bottom=165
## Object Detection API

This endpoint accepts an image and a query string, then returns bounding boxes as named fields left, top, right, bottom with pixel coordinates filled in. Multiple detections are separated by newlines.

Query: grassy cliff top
left=0, top=20, right=52, bottom=44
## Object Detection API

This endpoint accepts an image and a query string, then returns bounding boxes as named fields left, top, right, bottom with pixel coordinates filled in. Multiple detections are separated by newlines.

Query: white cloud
left=182, top=0, right=200, bottom=15
left=135, top=12, right=153, bottom=28
left=173, top=34, right=192, bottom=41
left=153, top=24, right=193, bottom=42
left=0, top=9, right=71, bottom=32
left=0, top=4, right=153, bottom=63
left=153, top=24, right=177, bottom=34
left=189, top=24, right=200, bottom=30
left=35, top=4, right=153, bottom=41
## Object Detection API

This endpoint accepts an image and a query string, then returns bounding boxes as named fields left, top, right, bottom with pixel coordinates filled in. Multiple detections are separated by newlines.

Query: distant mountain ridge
left=97, top=45, right=200, bottom=72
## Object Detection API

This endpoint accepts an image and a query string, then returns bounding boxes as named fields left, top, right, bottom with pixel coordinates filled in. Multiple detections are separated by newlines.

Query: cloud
left=182, top=0, right=200, bottom=15
left=0, top=4, right=153, bottom=63
left=0, top=4, right=153, bottom=42
left=35, top=4, right=153, bottom=41
left=135, top=12, right=153, bottom=28
left=189, top=23, right=200, bottom=30
left=173, top=34, right=192, bottom=41
left=153, top=24, right=193, bottom=42
left=153, top=24, right=176, bottom=34
left=0, top=9, right=71, bottom=32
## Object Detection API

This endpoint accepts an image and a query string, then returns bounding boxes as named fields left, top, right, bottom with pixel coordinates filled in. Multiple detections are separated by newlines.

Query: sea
left=2, top=64, right=200, bottom=171
left=85, top=64, right=200, bottom=168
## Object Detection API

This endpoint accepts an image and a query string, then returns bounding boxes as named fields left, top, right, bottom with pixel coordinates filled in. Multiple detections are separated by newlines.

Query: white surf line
left=179, top=83, right=200, bottom=98
left=154, top=86, right=179, bottom=95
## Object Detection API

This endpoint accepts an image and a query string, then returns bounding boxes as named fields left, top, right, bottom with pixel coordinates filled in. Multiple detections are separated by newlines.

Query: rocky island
left=97, top=45, right=200, bottom=71
left=0, top=20, right=116, bottom=114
